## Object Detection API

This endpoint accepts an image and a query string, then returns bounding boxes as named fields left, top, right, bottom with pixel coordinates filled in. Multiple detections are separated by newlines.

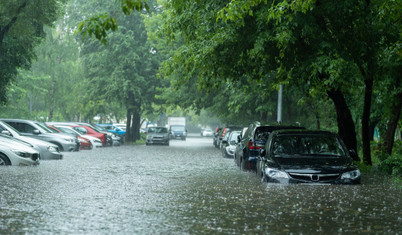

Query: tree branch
left=0, top=1, right=29, bottom=47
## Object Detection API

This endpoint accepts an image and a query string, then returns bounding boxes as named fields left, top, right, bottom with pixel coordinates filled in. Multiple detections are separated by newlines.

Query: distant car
left=258, top=130, right=361, bottom=184
left=0, top=135, right=40, bottom=166
left=97, top=124, right=126, bottom=137
left=53, top=125, right=102, bottom=148
left=213, top=127, right=222, bottom=148
left=169, top=125, right=187, bottom=140
left=221, top=131, right=241, bottom=158
left=1, top=119, right=80, bottom=152
left=235, top=122, right=304, bottom=171
left=0, top=121, right=63, bottom=160
left=201, top=128, right=213, bottom=137
left=146, top=127, right=170, bottom=146
left=70, top=125, right=107, bottom=147
left=47, top=125, right=93, bottom=150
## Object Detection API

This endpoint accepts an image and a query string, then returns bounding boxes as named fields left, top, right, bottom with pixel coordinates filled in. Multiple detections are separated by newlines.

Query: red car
left=47, top=125, right=93, bottom=150
left=71, top=125, right=107, bottom=147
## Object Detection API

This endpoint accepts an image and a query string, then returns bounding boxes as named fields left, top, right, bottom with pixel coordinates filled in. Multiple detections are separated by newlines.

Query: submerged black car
left=259, top=130, right=361, bottom=184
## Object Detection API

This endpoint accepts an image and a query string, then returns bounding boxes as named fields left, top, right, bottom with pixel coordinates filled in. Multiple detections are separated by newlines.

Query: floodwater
left=0, top=135, right=401, bottom=234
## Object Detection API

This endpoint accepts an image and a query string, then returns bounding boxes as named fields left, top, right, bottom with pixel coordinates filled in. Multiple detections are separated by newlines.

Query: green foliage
left=77, top=13, right=118, bottom=45
left=75, top=0, right=148, bottom=45
left=0, top=0, right=63, bottom=105
left=375, top=141, right=402, bottom=177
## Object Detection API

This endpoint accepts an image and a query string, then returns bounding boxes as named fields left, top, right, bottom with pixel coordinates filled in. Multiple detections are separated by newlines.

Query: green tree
left=0, top=0, right=62, bottom=105
left=78, top=0, right=163, bottom=142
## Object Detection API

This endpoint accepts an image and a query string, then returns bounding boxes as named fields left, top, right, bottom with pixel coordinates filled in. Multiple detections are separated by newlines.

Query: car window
left=254, top=128, right=271, bottom=141
left=13, top=122, right=37, bottom=134
left=272, top=134, right=346, bottom=157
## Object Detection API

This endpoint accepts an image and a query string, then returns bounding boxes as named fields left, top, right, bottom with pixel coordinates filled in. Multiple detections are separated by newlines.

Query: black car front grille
left=289, top=173, right=340, bottom=182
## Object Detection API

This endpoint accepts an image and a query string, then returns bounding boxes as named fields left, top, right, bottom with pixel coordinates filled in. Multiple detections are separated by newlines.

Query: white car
left=0, top=121, right=63, bottom=160
left=54, top=125, right=103, bottom=148
left=0, top=135, right=40, bottom=166
left=201, top=128, right=214, bottom=137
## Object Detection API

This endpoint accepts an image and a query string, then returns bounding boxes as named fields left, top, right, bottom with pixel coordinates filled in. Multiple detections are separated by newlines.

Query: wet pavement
left=0, top=135, right=401, bottom=234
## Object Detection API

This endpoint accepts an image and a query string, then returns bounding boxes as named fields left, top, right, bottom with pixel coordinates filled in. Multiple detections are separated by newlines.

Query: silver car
left=0, top=121, right=63, bottom=160
left=0, top=135, right=40, bottom=166
left=146, top=127, right=170, bottom=146
left=1, top=119, right=79, bottom=152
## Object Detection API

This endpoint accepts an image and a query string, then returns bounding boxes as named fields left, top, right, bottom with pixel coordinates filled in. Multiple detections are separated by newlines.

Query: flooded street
left=1, top=135, right=401, bottom=234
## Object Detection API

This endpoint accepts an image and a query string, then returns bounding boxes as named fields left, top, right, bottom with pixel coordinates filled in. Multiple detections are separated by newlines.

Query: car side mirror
left=33, top=129, right=40, bottom=135
left=1, top=130, right=11, bottom=136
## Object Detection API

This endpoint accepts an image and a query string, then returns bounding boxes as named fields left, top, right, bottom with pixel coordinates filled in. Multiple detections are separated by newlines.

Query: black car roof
left=270, top=129, right=337, bottom=136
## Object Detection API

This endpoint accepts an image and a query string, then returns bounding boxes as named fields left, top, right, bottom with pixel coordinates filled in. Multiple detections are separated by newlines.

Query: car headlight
left=12, top=150, right=30, bottom=158
left=265, top=168, right=289, bottom=179
left=341, top=169, right=361, bottom=180
left=47, top=145, right=59, bottom=153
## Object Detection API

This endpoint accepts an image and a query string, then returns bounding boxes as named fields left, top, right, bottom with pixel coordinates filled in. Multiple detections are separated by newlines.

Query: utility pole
left=277, top=85, right=283, bottom=124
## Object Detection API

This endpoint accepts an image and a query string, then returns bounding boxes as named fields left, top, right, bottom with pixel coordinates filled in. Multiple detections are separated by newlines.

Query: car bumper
left=10, top=154, right=40, bottom=166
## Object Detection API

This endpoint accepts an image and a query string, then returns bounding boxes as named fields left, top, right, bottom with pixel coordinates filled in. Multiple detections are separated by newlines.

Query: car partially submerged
left=0, top=135, right=40, bottom=166
left=146, top=127, right=169, bottom=146
left=0, top=121, right=63, bottom=160
left=259, top=130, right=361, bottom=184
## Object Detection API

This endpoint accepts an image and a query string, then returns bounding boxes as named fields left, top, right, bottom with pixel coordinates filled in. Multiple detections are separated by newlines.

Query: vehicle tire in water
left=0, top=154, right=11, bottom=166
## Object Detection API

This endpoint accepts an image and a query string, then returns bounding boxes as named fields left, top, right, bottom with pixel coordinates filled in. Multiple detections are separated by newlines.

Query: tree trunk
left=131, top=110, right=141, bottom=141
left=126, top=109, right=133, bottom=142
left=382, top=91, right=402, bottom=155
left=361, top=77, right=373, bottom=165
left=327, top=88, right=359, bottom=161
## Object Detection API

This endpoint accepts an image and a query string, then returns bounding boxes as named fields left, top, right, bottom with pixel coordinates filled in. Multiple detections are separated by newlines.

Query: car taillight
left=248, top=140, right=261, bottom=150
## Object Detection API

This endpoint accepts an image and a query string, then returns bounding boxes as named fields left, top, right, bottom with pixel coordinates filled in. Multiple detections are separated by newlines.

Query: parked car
left=0, top=135, right=40, bottom=166
left=95, top=125, right=121, bottom=146
left=0, top=121, right=63, bottom=160
left=97, top=124, right=126, bottom=137
left=235, top=122, right=304, bottom=171
left=221, top=131, right=241, bottom=158
left=70, top=125, right=107, bottom=147
left=47, top=125, right=93, bottom=150
left=213, top=127, right=222, bottom=148
left=1, top=119, right=80, bottom=152
left=201, top=128, right=214, bottom=137
left=47, top=122, right=111, bottom=146
left=146, top=127, right=170, bottom=146
left=53, top=125, right=102, bottom=148
left=216, top=126, right=242, bottom=149
left=258, top=130, right=361, bottom=184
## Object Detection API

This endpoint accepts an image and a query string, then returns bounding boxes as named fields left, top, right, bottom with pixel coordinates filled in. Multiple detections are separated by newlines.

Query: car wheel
left=0, top=153, right=11, bottom=166
left=53, top=143, right=63, bottom=152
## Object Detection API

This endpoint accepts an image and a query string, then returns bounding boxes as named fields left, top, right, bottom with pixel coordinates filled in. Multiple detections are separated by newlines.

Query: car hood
left=17, top=136, right=58, bottom=148
left=274, top=156, right=353, bottom=174
left=0, top=136, right=38, bottom=153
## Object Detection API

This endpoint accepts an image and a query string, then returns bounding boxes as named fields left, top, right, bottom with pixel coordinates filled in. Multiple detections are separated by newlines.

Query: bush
left=376, top=141, right=402, bottom=177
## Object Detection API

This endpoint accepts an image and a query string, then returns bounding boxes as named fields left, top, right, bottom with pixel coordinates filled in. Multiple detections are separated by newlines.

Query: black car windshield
left=272, top=134, right=346, bottom=157
left=148, top=127, right=168, bottom=133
